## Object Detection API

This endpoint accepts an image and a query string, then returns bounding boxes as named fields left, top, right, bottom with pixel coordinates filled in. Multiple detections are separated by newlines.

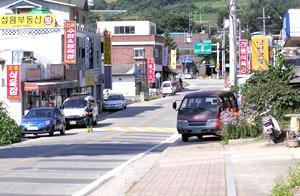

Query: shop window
left=134, top=48, right=145, bottom=59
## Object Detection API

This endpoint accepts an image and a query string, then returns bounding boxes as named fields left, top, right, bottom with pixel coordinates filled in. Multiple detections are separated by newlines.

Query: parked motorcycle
left=261, top=105, right=284, bottom=143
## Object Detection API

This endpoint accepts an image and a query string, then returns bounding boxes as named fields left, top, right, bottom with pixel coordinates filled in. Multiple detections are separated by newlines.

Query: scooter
left=261, top=106, right=283, bottom=143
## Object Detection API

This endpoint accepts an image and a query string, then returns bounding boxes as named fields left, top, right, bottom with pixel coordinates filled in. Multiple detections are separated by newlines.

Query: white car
left=161, top=81, right=176, bottom=97
left=103, top=94, right=127, bottom=110
left=62, top=94, right=98, bottom=129
left=184, top=73, right=192, bottom=79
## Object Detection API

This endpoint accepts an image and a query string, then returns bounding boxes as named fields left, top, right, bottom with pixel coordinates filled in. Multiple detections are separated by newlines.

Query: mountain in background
left=91, top=0, right=300, bottom=35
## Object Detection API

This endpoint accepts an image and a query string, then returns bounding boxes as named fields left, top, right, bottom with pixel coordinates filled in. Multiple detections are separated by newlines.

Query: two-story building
left=97, top=21, right=168, bottom=98
left=0, top=0, right=103, bottom=123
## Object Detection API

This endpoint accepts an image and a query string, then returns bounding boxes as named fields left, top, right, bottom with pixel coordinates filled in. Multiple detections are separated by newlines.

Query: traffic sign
left=194, top=40, right=212, bottom=55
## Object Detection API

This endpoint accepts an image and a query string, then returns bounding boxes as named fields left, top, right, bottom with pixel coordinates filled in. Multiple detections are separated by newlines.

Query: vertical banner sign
left=251, top=36, right=269, bottom=71
left=7, top=65, right=20, bottom=100
left=170, top=50, right=176, bottom=69
left=103, top=29, right=112, bottom=65
left=147, top=58, right=155, bottom=84
left=64, top=21, right=76, bottom=64
left=239, top=39, right=248, bottom=74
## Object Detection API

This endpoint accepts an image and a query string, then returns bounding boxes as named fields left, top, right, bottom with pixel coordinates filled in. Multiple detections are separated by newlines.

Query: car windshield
left=179, top=96, right=218, bottom=111
left=107, top=95, right=122, bottom=100
left=63, top=99, right=87, bottom=108
left=162, top=83, right=171, bottom=87
left=25, top=109, right=53, bottom=119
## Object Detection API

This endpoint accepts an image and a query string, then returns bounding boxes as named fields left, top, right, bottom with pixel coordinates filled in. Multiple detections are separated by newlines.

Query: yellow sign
left=0, top=14, right=55, bottom=28
left=170, top=50, right=177, bottom=69
left=103, top=30, right=112, bottom=65
left=251, top=36, right=269, bottom=71
left=85, top=74, right=95, bottom=86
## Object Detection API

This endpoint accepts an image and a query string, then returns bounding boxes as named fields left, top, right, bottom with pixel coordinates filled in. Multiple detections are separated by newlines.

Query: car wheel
left=182, top=134, right=189, bottom=142
left=21, top=133, right=25, bottom=137
left=163, top=94, right=166, bottom=97
left=197, top=134, right=203, bottom=139
left=124, top=105, right=127, bottom=109
left=60, top=124, right=66, bottom=135
left=49, top=126, right=54, bottom=136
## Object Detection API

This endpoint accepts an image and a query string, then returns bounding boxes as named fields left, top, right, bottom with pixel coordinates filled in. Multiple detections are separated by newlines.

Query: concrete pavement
left=90, top=136, right=300, bottom=196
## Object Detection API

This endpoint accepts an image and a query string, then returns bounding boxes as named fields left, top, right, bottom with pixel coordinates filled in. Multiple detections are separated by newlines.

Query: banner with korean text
left=147, top=58, right=155, bottom=84
left=64, top=21, right=76, bottom=64
left=7, top=65, right=20, bottom=100
left=239, top=40, right=248, bottom=75
left=0, top=14, right=55, bottom=28
left=251, top=36, right=269, bottom=71
left=170, top=50, right=177, bottom=69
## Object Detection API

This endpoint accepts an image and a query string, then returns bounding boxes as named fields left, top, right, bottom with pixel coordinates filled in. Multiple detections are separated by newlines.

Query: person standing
left=84, top=102, right=94, bottom=132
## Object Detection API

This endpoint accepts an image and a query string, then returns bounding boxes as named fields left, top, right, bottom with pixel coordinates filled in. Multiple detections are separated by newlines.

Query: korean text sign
left=147, top=58, right=155, bottom=84
left=0, top=14, right=55, bottom=28
left=239, top=40, right=248, bottom=74
left=64, top=21, right=76, bottom=64
left=251, top=36, right=269, bottom=71
left=7, top=65, right=20, bottom=100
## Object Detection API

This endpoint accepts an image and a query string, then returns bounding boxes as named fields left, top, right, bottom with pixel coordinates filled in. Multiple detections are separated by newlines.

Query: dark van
left=172, top=90, right=239, bottom=142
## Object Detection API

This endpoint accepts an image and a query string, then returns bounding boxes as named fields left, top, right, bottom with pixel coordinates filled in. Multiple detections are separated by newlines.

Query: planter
left=287, top=139, right=300, bottom=148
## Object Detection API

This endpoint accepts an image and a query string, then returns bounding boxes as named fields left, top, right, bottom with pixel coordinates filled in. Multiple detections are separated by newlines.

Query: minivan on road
left=173, top=90, right=239, bottom=142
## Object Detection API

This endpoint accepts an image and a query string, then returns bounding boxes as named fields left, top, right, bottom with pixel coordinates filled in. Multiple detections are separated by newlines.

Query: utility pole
left=258, top=8, right=271, bottom=35
left=222, top=30, right=226, bottom=77
left=229, top=0, right=237, bottom=86
left=216, top=42, right=220, bottom=79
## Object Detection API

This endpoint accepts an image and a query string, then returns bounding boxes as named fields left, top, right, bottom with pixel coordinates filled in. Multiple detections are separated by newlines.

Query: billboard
left=7, top=65, right=20, bottom=100
left=251, top=36, right=269, bottom=71
left=64, top=21, right=76, bottom=64
left=239, top=39, right=248, bottom=74
left=170, top=50, right=177, bottom=69
left=0, top=14, right=55, bottom=28
left=147, top=58, right=155, bottom=84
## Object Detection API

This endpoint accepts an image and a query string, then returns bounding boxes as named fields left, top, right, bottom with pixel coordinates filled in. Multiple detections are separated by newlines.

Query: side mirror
left=172, top=102, right=177, bottom=110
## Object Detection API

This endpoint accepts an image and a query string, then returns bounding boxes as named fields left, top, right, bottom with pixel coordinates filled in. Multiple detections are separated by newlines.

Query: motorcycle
left=261, top=105, right=283, bottom=143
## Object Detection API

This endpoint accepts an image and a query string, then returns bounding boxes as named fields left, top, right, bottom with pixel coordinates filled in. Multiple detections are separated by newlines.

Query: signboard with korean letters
left=0, top=14, right=55, bottom=28
left=239, top=40, right=248, bottom=74
left=7, top=65, right=20, bottom=100
left=64, top=21, right=76, bottom=64
left=147, top=58, right=155, bottom=84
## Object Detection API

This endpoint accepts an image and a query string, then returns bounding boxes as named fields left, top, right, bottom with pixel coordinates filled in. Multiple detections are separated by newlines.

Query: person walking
left=84, top=102, right=94, bottom=132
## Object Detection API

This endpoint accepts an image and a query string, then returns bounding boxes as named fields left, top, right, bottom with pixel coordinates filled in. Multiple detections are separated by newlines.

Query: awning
left=23, top=80, right=78, bottom=91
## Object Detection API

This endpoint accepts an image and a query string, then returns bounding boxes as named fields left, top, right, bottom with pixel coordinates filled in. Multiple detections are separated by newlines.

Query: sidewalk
left=90, top=137, right=300, bottom=196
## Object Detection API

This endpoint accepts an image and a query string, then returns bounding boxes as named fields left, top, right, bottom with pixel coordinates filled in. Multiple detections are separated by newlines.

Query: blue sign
left=179, top=56, right=193, bottom=63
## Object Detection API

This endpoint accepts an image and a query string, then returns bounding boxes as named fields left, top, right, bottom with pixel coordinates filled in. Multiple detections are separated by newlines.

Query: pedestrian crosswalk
left=95, top=127, right=177, bottom=132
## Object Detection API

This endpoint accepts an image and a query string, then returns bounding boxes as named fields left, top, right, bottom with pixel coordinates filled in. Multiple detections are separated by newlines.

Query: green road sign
left=194, top=40, right=212, bottom=55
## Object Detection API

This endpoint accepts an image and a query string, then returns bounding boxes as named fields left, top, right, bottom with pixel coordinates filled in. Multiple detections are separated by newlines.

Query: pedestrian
left=84, top=102, right=94, bottom=132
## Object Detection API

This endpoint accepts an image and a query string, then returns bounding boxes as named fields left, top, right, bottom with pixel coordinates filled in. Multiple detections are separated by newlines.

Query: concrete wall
left=112, top=75, right=136, bottom=97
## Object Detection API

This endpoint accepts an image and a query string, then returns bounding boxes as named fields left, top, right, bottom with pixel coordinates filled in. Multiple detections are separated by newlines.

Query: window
left=115, top=26, right=135, bottom=34
left=154, top=49, right=160, bottom=58
left=180, top=96, right=218, bottom=110
left=134, top=48, right=145, bottom=59
left=150, top=26, right=156, bottom=34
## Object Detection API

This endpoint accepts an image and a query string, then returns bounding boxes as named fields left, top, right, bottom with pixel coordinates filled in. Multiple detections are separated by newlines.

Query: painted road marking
left=94, top=127, right=176, bottom=132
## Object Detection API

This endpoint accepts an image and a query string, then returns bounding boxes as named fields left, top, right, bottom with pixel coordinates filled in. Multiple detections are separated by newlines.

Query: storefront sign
left=7, top=65, right=20, bottom=100
left=251, top=36, right=269, bottom=71
left=103, top=29, right=112, bottom=65
left=147, top=58, right=155, bottom=84
left=50, top=64, right=64, bottom=79
left=85, top=74, right=95, bottom=86
left=0, top=14, right=55, bottom=28
left=64, top=21, right=76, bottom=64
left=170, top=50, right=176, bottom=69
left=239, top=40, right=248, bottom=74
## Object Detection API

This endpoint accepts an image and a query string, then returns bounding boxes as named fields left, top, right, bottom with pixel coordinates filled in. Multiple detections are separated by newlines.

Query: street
left=0, top=79, right=226, bottom=196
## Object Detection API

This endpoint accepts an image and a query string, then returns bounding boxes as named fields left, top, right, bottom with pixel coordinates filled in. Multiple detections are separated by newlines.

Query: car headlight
left=177, top=120, right=188, bottom=125
left=43, top=120, right=51, bottom=126
left=206, top=119, right=217, bottom=126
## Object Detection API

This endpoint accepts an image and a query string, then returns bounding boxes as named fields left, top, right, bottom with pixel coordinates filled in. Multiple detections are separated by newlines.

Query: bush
left=0, top=102, right=22, bottom=145
left=220, top=110, right=262, bottom=144
left=271, top=163, right=300, bottom=196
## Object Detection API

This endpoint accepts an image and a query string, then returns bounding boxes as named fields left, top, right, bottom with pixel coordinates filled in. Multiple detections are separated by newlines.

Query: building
left=0, top=0, right=103, bottom=123
left=97, top=20, right=168, bottom=98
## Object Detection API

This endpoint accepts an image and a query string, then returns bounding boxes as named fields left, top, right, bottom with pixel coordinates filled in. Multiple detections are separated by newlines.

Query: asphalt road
left=0, top=78, right=225, bottom=196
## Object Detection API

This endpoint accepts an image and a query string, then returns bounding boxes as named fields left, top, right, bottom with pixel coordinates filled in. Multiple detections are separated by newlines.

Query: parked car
left=61, top=94, right=98, bottom=129
left=161, top=81, right=176, bottom=97
left=103, top=94, right=127, bottom=110
left=184, top=73, right=193, bottom=79
left=19, top=107, right=65, bottom=137
left=172, top=90, right=239, bottom=142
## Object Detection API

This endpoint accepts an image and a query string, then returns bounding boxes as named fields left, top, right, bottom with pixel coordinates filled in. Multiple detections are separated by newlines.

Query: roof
left=184, top=90, right=233, bottom=98
left=112, top=65, right=134, bottom=75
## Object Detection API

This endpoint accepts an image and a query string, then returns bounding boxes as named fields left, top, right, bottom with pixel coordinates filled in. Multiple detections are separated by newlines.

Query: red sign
left=7, top=65, right=20, bottom=100
left=64, top=21, right=76, bottom=64
left=147, top=58, right=155, bottom=84
left=239, top=40, right=248, bottom=75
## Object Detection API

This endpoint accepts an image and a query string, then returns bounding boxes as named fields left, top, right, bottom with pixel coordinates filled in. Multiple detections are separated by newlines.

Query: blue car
left=19, top=107, right=66, bottom=137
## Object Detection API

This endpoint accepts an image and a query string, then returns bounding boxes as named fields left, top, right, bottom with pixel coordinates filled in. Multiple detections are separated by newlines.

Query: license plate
left=70, top=121, right=76, bottom=125
left=27, top=126, right=39, bottom=131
